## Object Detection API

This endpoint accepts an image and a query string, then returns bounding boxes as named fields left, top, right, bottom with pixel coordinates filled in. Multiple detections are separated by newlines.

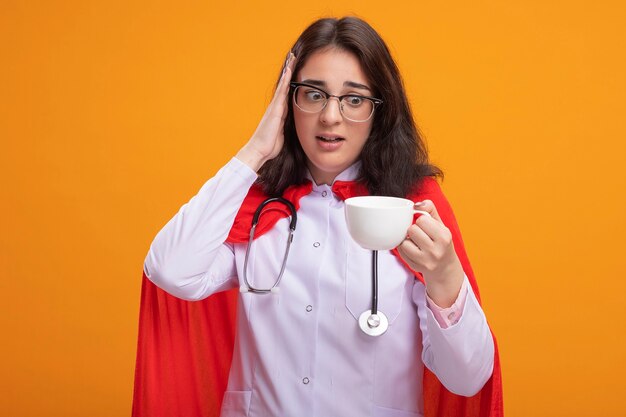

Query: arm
left=414, top=276, right=494, bottom=396
left=144, top=158, right=257, bottom=300
left=427, top=278, right=468, bottom=327
left=399, top=179, right=494, bottom=395
left=145, top=53, right=297, bottom=301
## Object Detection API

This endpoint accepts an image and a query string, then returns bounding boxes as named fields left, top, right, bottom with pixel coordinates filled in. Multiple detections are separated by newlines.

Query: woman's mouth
left=315, top=135, right=345, bottom=150
left=316, top=135, right=345, bottom=142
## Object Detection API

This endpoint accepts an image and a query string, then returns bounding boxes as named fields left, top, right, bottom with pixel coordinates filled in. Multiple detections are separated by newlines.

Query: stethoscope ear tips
left=239, top=285, right=249, bottom=293
left=270, top=287, right=280, bottom=294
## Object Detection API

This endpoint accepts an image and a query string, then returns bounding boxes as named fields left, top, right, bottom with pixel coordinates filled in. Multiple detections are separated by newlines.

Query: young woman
left=138, top=16, right=501, bottom=417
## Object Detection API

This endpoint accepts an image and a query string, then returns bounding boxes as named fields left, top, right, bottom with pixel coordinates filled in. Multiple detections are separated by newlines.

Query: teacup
left=344, top=196, right=431, bottom=250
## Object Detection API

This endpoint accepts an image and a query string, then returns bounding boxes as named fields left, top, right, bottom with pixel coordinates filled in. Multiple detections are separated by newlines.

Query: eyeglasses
left=290, top=82, right=383, bottom=123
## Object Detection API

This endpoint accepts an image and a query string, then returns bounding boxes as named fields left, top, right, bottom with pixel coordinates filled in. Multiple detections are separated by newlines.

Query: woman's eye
left=346, top=96, right=364, bottom=106
left=305, top=90, right=324, bottom=101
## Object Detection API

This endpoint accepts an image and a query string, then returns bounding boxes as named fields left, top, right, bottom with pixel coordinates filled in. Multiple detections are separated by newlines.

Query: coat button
left=313, top=242, right=320, bottom=248
left=302, top=377, right=310, bottom=385
left=306, top=305, right=313, bottom=312
left=321, top=191, right=328, bottom=197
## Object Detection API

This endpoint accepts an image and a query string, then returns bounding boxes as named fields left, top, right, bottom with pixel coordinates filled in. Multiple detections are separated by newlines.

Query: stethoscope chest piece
left=358, top=309, right=389, bottom=337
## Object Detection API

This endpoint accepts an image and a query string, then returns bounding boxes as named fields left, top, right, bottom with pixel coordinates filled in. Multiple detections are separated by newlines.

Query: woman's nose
left=320, top=97, right=343, bottom=124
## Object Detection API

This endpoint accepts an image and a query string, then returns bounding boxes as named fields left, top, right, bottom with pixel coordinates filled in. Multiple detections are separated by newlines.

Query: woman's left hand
left=397, top=200, right=465, bottom=307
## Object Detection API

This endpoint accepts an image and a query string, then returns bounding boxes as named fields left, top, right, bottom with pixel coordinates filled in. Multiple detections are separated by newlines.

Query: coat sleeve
left=411, top=178, right=495, bottom=396
left=415, top=276, right=494, bottom=396
left=144, top=157, right=257, bottom=300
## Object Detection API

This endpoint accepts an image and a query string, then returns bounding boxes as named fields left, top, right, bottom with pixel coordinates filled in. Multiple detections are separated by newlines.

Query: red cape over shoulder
left=132, top=177, right=503, bottom=417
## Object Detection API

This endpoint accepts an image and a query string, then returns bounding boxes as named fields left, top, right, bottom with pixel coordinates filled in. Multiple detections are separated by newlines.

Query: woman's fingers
left=406, top=223, right=433, bottom=249
left=271, top=53, right=295, bottom=109
left=413, top=200, right=452, bottom=244
left=236, top=52, right=296, bottom=170
left=398, top=199, right=456, bottom=274
left=261, top=53, right=294, bottom=136
left=397, top=239, right=422, bottom=271
left=414, top=200, right=442, bottom=222
left=416, top=215, right=451, bottom=244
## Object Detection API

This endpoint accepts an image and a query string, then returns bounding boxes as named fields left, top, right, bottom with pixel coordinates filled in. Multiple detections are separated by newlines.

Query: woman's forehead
left=296, top=48, right=371, bottom=91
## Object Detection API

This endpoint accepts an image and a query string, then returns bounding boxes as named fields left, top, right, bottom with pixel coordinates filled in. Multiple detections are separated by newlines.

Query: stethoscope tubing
left=242, top=197, right=297, bottom=294
left=371, top=250, right=378, bottom=315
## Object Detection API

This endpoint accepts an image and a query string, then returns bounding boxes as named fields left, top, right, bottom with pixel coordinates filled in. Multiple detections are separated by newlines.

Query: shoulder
left=408, top=176, right=444, bottom=200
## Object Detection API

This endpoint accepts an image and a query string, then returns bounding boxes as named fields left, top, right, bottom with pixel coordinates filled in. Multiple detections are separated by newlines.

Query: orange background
left=2, top=1, right=625, bottom=416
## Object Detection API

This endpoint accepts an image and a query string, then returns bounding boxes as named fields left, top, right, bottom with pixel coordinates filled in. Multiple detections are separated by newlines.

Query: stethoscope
left=240, top=197, right=297, bottom=294
left=240, top=197, right=389, bottom=337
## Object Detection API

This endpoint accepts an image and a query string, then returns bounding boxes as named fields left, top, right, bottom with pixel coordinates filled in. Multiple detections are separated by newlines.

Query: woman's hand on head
left=396, top=200, right=465, bottom=308
left=236, top=53, right=296, bottom=172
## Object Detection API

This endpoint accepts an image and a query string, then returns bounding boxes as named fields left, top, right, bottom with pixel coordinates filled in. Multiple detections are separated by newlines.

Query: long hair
left=257, top=16, right=443, bottom=197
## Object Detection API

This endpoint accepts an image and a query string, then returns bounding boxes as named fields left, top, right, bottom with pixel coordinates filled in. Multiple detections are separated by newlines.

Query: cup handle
left=413, top=209, right=431, bottom=217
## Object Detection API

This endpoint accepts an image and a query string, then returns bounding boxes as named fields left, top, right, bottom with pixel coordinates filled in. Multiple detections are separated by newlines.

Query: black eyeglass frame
left=290, top=82, right=383, bottom=122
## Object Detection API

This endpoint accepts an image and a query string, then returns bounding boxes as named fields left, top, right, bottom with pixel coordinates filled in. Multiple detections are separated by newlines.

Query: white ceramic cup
left=344, top=196, right=431, bottom=250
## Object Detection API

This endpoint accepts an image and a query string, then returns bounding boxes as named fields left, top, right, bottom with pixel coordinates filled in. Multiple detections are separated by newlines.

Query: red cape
left=132, top=178, right=503, bottom=416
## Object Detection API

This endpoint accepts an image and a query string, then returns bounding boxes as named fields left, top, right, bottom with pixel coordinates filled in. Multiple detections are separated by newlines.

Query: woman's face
left=293, top=47, right=374, bottom=185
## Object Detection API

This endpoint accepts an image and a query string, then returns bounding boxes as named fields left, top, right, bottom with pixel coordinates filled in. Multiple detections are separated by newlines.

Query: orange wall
left=1, top=1, right=625, bottom=416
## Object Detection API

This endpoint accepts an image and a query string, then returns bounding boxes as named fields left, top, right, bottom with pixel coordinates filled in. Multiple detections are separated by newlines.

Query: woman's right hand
left=236, top=52, right=296, bottom=172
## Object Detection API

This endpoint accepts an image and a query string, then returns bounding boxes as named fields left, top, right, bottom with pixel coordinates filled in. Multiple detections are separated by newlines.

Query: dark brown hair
left=257, top=16, right=442, bottom=197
